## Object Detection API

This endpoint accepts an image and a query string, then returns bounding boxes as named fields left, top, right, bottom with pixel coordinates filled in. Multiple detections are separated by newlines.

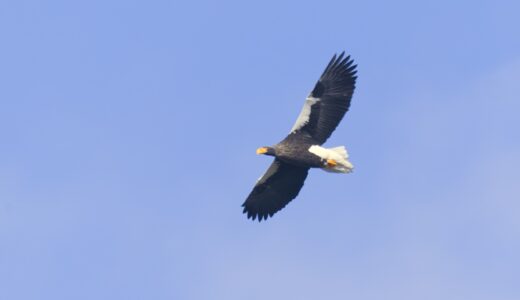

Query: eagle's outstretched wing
left=290, top=52, right=357, bottom=144
left=242, top=159, right=309, bottom=221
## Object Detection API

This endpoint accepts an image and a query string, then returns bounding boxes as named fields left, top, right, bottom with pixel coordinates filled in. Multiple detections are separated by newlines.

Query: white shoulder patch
left=290, top=96, right=319, bottom=133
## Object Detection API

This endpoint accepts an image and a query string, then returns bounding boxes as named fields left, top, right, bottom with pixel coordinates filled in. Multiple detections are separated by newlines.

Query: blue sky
left=1, top=1, right=519, bottom=299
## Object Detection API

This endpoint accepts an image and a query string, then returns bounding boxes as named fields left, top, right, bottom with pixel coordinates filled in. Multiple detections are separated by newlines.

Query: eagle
left=242, top=52, right=357, bottom=221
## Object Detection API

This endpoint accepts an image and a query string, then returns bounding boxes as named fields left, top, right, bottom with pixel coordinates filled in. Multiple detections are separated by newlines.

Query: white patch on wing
left=256, top=162, right=279, bottom=184
left=308, top=145, right=353, bottom=173
left=290, top=96, right=319, bottom=133
left=256, top=169, right=269, bottom=184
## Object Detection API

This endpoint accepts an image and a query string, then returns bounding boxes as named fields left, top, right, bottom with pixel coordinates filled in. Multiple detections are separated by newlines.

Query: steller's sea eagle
left=242, top=52, right=357, bottom=221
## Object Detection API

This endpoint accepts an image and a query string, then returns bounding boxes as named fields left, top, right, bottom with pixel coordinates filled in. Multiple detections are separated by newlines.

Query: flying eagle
left=242, top=52, right=357, bottom=221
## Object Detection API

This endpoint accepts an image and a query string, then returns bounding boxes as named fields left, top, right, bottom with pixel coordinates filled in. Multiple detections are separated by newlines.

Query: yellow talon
left=326, top=159, right=337, bottom=167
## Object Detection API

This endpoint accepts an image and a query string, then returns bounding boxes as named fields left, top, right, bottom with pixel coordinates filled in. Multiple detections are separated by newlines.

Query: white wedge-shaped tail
left=308, top=145, right=353, bottom=173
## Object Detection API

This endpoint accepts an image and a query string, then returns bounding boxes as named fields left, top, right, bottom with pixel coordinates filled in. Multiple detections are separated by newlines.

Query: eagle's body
left=274, top=133, right=323, bottom=168
left=242, top=52, right=357, bottom=221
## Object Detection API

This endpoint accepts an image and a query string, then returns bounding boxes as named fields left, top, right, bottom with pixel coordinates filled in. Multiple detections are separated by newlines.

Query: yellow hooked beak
left=256, top=147, right=268, bottom=155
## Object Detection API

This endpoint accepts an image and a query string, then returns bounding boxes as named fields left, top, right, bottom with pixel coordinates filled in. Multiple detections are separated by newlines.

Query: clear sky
left=1, top=1, right=519, bottom=299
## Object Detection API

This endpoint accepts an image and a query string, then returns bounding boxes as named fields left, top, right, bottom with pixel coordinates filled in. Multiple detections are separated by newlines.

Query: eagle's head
left=256, top=146, right=276, bottom=156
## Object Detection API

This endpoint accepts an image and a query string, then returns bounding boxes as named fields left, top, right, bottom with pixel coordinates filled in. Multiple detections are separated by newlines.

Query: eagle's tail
left=308, top=145, right=354, bottom=173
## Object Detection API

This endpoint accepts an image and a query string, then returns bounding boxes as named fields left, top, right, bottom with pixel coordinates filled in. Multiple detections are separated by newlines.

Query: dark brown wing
left=290, top=52, right=357, bottom=144
left=242, top=159, right=309, bottom=221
